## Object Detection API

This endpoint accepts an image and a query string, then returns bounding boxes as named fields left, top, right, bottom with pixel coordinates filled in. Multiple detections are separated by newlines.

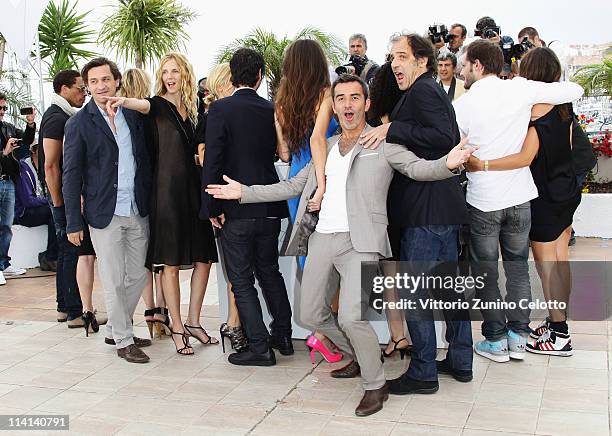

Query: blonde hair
left=120, top=68, right=151, bottom=99
left=155, top=52, right=198, bottom=125
left=205, top=62, right=232, bottom=106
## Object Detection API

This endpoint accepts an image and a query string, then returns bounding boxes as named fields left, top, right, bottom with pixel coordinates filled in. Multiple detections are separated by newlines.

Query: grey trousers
left=299, top=232, right=384, bottom=390
left=89, top=214, right=149, bottom=349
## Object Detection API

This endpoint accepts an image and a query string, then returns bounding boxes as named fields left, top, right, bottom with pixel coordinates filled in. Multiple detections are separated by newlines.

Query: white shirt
left=315, top=141, right=354, bottom=233
left=453, top=75, right=583, bottom=212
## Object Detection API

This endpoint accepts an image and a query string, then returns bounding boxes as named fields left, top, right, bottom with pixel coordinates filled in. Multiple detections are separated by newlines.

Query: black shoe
left=270, top=335, right=294, bottom=355
left=228, top=348, right=276, bottom=366
left=387, top=374, right=439, bottom=395
left=436, top=359, right=473, bottom=383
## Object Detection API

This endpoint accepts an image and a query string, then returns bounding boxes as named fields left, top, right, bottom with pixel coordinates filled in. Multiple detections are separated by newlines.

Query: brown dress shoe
left=331, top=360, right=360, bottom=378
left=117, top=344, right=150, bottom=363
left=105, top=336, right=152, bottom=347
left=355, top=383, right=389, bottom=417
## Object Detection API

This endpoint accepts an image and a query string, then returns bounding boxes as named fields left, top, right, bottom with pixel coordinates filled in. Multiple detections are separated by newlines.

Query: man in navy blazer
left=62, top=58, right=152, bottom=364
left=202, top=48, right=292, bottom=367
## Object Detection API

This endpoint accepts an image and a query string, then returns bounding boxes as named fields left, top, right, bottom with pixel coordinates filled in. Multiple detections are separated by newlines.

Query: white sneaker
left=3, top=266, right=26, bottom=276
left=0, top=270, right=5, bottom=285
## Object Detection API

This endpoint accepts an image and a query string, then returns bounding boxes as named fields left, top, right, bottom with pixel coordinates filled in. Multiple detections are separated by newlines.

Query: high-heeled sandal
left=184, top=323, right=219, bottom=345
left=382, top=337, right=411, bottom=360
left=144, top=308, right=156, bottom=339
left=219, top=323, right=248, bottom=353
left=151, top=307, right=171, bottom=339
left=82, top=311, right=99, bottom=337
left=306, top=335, right=343, bottom=364
left=170, top=330, right=194, bottom=355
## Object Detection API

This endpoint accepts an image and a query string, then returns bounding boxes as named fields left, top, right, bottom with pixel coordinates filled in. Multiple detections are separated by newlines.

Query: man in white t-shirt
left=453, top=40, right=583, bottom=363
left=206, top=74, right=474, bottom=417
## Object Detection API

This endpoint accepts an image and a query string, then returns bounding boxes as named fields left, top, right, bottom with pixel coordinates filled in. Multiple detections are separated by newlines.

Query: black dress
left=146, top=96, right=217, bottom=269
left=529, top=106, right=581, bottom=242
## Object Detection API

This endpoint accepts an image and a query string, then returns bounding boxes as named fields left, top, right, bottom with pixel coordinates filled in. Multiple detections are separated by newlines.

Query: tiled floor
left=0, top=238, right=610, bottom=435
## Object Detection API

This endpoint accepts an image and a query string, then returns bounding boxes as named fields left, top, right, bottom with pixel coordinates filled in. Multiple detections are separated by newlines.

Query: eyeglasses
left=0, top=106, right=7, bottom=111
left=73, top=85, right=87, bottom=93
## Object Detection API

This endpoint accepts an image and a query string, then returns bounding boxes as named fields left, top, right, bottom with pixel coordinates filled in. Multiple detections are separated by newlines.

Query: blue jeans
left=50, top=205, right=82, bottom=319
left=468, top=202, right=532, bottom=341
left=400, top=225, right=473, bottom=382
left=0, top=180, right=15, bottom=270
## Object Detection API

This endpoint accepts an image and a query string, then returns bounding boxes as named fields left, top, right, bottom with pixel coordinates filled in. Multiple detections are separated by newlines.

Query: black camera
left=335, top=55, right=368, bottom=77
left=500, top=36, right=533, bottom=66
left=428, top=24, right=455, bottom=45
left=475, top=26, right=501, bottom=39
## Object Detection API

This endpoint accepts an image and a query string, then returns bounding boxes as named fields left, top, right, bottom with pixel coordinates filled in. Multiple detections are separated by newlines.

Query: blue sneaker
left=474, top=338, right=510, bottom=363
left=507, top=329, right=527, bottom=360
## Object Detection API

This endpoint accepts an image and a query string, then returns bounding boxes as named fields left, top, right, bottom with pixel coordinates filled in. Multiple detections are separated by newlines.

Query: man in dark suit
left=63, top=57, right=152, bottom=364
left=361, top=34, right=473, bottom=395
left=202, top=48, right=292, bottom=367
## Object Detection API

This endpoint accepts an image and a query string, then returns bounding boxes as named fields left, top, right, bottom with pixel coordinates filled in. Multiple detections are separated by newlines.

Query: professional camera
left=335, top=55, right=368, bottom=76
left=475, top=26, right=501, bottom=39
left=427, top=24, right=456, bottom=45
left=500, top=36, right=533, bottom=66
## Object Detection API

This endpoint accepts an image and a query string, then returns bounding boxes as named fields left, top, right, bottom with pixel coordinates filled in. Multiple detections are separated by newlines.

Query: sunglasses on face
left=0, top=106, right=8, bottom=111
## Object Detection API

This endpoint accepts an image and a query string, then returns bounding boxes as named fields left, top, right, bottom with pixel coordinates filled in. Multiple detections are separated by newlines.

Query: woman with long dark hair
left=467, top=47, right=580, bottom=356
left=274, top=39, right=342, bottom=363
left=367, top=61, right=404, bottom=127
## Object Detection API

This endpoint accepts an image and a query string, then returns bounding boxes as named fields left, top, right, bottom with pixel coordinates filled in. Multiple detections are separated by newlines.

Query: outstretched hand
left=205, top=175, right=242, bottom=200
left=446, top=138, right=478, bottom=169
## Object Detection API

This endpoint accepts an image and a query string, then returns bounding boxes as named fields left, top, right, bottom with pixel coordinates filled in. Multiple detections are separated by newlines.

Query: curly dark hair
left=367, top=62, right=403, bottom=122
left=275, top=39, right=330, bottom=156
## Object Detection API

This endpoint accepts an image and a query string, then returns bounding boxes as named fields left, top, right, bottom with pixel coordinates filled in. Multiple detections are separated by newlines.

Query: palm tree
left=99, top=0, right=196, bottom=69
left=572, top=58, right=612, bottom=97
left=216, top=27, right=347, bottom=99
left=37, top=0, right=97, bottom=79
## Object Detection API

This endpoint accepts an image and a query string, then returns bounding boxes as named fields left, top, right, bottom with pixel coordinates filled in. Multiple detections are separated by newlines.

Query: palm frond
left=572, top=58, right=612, bottom=97
left=37, top=0, right=97, bottom=79
left=99, top=0, right=197, bottom=68
left=215, top=26, right=346, bottom=99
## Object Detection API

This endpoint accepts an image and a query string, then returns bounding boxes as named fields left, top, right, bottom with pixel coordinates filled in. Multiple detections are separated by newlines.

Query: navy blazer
left=201, top=88, right=289, bottom=220
left=62, top=99, right=152, bottom=234
left=386, top=72, right=468, bottom=227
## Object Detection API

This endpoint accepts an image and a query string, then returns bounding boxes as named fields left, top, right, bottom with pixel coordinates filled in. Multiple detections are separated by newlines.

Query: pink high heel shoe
left=306, top=335, right=343, bottom=364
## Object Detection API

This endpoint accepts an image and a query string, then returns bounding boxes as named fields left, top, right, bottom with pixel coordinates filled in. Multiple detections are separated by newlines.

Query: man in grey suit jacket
left=206, top=74, right=474, bottom=417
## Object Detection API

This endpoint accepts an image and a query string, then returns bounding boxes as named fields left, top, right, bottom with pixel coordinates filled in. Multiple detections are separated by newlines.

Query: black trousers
left=220, top=218, right=292, bottom=354
left=15, top=205, right=58, bottom=260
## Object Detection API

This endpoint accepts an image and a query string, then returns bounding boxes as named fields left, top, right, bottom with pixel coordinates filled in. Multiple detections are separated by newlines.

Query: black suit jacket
left=201, top=88, right=289, bottom=220
left=62, top=99, right=152, bottom=233
left=387, top=72, right=468, bottom=227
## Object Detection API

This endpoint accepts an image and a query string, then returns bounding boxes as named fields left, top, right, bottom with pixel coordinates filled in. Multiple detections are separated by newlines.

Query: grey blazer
left=241, top=126, right=458, bottom=258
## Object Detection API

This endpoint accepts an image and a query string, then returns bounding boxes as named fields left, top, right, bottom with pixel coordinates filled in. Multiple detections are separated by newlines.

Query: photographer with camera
left=474, top=16, right=501, bottom=43
left=336, top=34, right=379, bottom=84
left=197, top=77, right=209, bottom=116
left=0, top=92, right=36, bottom=282
left=518, top=27, right=544, bottom=48
left=429, top=23, right=468, bottom=78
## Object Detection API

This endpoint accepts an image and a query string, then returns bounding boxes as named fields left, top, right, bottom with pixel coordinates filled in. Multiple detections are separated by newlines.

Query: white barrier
left=8, top=225, right=47, bottom=269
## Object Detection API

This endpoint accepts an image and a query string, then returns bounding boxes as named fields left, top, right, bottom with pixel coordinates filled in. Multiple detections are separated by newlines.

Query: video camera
left=500, top=36, right=534, bottom=66
left=475, top=26, right=501, bottom=39
left=427, top=24, right=456, bottom=45
left=335, top=55, right=368, bottom=76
